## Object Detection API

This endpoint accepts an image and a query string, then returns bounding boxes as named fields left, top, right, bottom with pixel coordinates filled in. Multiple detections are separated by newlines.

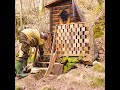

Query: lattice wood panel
left=55, top=23, right=91, bottom=56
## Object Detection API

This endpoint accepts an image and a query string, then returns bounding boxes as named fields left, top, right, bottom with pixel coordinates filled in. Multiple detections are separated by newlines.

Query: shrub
left=59, top=56, right=78, bottom=73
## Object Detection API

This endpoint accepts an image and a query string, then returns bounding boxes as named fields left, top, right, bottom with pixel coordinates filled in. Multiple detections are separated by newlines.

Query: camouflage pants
left=18, top=32, right=30, bottom=62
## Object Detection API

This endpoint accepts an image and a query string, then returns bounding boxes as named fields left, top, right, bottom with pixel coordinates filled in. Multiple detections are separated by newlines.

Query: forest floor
left=15, top=62, right=105, bottom=90
left=15, top=33, right=105, bottom=90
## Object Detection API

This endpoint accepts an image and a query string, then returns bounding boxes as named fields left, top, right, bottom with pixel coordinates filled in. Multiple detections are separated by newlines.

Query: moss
left=64, top=63, right=76, bottom=73
left=59, top=57, right=78, bottom=73
left=95, top=3, right=103, bottom=14
left=40, top=85, right=56, bottom=90
left=93, top=26, right=104, bottom=38
left=93, top=63, right=105, bottom=73
left=90, top=76, right=105, bottom=88
left=15, top=86, right=23, bottom=90
left=93, top=16, right=105, bottom=38
left=97, top=0, right=104, bottom=5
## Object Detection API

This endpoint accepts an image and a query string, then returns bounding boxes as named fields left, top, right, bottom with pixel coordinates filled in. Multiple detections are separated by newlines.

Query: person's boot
left=15, top=61, right=28, bottom=78
left=22, top=60, right=28, bottom=73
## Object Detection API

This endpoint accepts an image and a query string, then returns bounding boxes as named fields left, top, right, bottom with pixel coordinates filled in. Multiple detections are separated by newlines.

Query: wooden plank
left=70, top=16, right=80, bottom=20
left=43, top=31, right=57, bottom=78
left=52, top=17, right=59, bottom=20
left=70, top=17, right=80, bottom=22
left=43, top=51, right=57, bottom=78
left=52, top=26, right=57, bottom=29
left=52, top=9, right=59, bottom=12
left=53, top=5, right=71, bottom=9
left=54, top=23, right=91, bottom=57
left=59, top=54, right=81, bottom=57
left=51, top=63, right=63, bottom=75
left=52, top=10, right=59, bottom=14
left=50, top=7, right=52, bottom=32
left=52, top=13, right=59, bottom=16
left=52, top=22, right=59, bottom=24
left=52, top=24, right=58, bottom=26
left=45, top=0, right=61, bottom=7
left=52, top=19, right=59, bottom=22
left=52, top=29, right=56, bottom=32
left=46, top=1, right=71, bottom=8
left=52, top=15, right=59, bottom=18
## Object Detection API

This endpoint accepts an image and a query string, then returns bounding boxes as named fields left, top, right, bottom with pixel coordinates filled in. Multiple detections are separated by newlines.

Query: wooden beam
left=74, top=0, right=86, bottom=22
left=43, top=31, right=57, bottom=78
left=72, top=0, right=75, bottom=17
left=50, top=7, right=53, bottom=32
left=45, top=0, right=62, bottom=7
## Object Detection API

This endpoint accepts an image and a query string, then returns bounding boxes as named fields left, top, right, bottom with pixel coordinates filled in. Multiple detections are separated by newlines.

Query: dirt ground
left=15, top=63, right=105, bottom=90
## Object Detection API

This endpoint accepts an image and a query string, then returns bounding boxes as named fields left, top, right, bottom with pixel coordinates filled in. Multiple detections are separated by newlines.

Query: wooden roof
left=45, top=0, right=65, bottom=7
left=73, top=0, right=86, bottom=22
left=45, top=0, right=86, bottom=22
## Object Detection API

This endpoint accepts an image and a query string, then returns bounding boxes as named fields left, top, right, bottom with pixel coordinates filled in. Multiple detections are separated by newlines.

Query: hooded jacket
left=21, top=29, right=45, bottom=47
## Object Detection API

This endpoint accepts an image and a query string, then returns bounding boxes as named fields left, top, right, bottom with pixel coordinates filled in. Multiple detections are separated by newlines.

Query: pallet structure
left=55, top=22, right=93, bottom=56
left=44, top=22, right=94, bottom=58
left=43, top=0, right=94, bottom=57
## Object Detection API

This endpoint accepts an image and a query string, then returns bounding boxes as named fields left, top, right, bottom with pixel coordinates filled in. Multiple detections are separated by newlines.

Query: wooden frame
left=55, top=22, right=93, bottom=57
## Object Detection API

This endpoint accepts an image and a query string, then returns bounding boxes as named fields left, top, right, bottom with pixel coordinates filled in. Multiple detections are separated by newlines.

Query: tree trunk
left=39, top=0, right=44, bottom=12
left=19, top=0, right=23, bottom=31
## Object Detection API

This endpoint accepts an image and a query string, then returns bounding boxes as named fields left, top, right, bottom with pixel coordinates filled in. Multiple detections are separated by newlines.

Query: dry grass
left=15, top=85, right=23, bottom=90
left=39, top=85, right=56, bottom=90
left=89, top=76, right=105, bottom=88
left=93, top=62, right=105, bottom=73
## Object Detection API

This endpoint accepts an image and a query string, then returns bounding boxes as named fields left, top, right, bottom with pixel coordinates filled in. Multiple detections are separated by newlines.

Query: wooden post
left=89, top=22, right=94, bottom=61
left=50, top=7, right=53, bottom=32
left=72, top=0, right=75, bottom=17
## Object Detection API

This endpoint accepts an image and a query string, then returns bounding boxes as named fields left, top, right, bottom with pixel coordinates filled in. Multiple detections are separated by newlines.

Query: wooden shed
left=44, top=0, right=94, bottom=59
left=45, top=0, right=85, bottom=32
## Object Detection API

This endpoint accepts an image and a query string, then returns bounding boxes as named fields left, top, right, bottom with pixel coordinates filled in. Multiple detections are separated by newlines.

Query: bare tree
left=19, top=0, right=23, bottom=30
